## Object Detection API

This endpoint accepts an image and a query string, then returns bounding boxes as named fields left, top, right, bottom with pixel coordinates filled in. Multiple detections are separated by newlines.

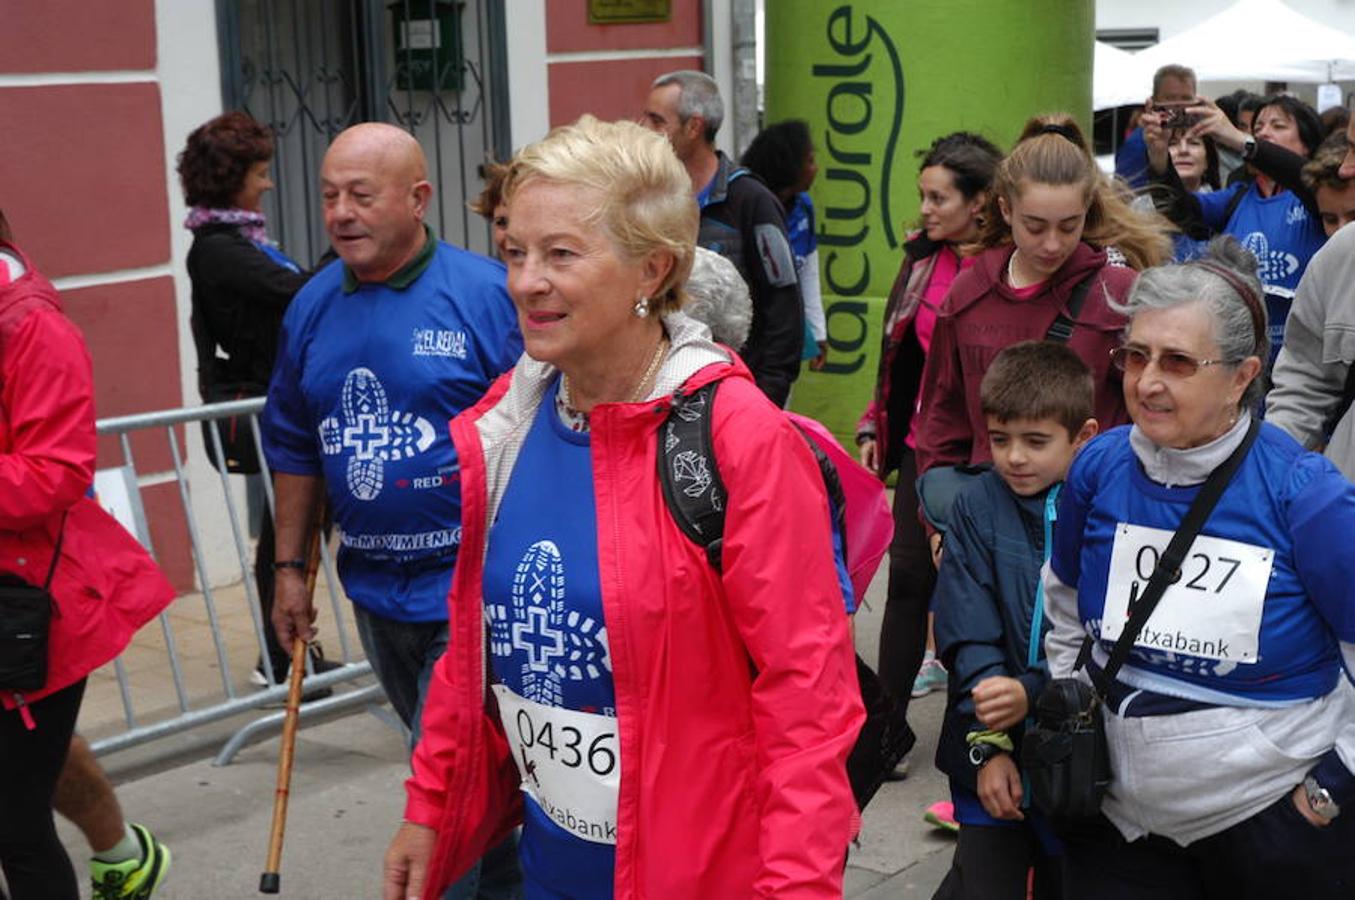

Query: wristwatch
left=968, top=742, right=1004, bottom=769
left=1303, top=775, right=1341, bottom=821
left=1241, top=136, right=1259, bottom=161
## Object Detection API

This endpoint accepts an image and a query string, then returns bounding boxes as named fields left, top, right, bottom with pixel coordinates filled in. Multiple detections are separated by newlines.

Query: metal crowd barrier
left=90, top=397, right=394, bottom=766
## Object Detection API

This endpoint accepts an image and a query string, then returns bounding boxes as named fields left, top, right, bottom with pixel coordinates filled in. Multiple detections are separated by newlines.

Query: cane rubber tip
left=259, top=872, right=281, bottom=893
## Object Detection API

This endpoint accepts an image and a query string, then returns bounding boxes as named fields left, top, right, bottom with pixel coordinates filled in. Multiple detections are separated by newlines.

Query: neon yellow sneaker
left=90, top=823, right=171, bottom=899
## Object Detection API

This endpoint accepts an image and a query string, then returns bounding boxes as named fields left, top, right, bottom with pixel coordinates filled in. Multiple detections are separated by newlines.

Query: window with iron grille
left=217, top=0, right=510, bottom=266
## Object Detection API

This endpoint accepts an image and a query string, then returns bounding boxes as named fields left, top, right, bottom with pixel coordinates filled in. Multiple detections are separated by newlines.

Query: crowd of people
left=3, top=58, right=1355, bottom=900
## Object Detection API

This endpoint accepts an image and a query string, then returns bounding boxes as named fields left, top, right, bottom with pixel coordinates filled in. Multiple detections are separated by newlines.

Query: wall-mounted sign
left=390, top=0, right=465, bottom=91
left=588, top=0, right=671, bottom=25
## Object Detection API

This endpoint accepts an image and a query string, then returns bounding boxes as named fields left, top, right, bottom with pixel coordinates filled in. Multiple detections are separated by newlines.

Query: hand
left=1142, top=101, right=1171, bottom=175
left=1186, top=96, right=1250, bottom=153
left=972, top=676, right=1029, bottom=731
left=809, top=342, right=827, bottom=371
left=271, top=567, right=318, bottom=647
left=858, top=438, right=878, bottom=471
left=1291, top=783, right=1332, bottom=828
left=383, top=822, right=437, bottom=900
left=929, top=532, right=944, bottom=569
left=977, top=753, right=1024, bottom=821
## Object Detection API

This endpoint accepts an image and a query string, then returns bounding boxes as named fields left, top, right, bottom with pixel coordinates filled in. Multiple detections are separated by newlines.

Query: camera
left=1157, top=102, right=1199, bottom=131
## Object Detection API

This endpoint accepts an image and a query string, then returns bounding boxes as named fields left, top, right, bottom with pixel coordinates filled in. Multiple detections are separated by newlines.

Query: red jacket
left=405, top=333, right=863, bottom=898
left=914, top=242, right=1135, bottom=474
left=0, top=243, right=174, bottom=721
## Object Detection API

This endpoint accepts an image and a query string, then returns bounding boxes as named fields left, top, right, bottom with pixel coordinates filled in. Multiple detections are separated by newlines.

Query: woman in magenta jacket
left=0, top=218, right=175, bottom=898
left=382, top=118, right=862, bottom=900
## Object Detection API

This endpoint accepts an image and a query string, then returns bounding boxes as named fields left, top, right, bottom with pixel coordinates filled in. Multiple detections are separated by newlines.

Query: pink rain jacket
left=0, top=242, right=174, bottom=721
left=405, top=352, right=864, bottom=898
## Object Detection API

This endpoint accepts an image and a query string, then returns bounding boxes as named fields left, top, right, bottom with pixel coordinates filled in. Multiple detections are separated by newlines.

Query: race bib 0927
left=1100, top=523, right=1273, bottom=663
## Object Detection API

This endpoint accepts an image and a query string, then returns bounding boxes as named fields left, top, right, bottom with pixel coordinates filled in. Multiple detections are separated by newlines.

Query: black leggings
left=0, top=678, right=85, bottom=900
left=877, top=447, right=936, bottom=710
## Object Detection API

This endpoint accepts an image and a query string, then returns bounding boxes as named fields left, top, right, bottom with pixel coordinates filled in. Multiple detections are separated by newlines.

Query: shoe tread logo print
left=487, top=540, right=611, bottom=706
left=1239, top=231, right=1298, bottom=286
left=317, top=368, right=436, bottom=501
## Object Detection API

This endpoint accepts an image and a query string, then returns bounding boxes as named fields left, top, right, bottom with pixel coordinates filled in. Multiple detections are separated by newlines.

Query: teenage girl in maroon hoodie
left=915, top=115, right=1174, bottom=487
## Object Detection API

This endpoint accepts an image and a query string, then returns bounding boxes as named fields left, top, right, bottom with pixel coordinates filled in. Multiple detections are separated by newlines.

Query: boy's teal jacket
left=932, top=468, right=1053, bottom=791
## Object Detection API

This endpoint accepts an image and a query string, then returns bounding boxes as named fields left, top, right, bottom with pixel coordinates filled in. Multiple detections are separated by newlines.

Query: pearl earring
left=633, top=296, right=650, bottom=318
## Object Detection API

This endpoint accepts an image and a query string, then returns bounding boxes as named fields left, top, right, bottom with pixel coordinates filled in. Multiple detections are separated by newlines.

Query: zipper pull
left=13, top=693, right=35, bottom=731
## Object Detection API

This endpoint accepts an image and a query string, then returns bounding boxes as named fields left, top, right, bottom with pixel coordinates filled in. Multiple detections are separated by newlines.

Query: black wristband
left=273, top=559, right=306, bottom=572
left=968, top=742, right=1004, bottom=769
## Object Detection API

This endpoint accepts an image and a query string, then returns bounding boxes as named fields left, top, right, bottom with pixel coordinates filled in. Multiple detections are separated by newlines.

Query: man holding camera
left=1115, top=63, right=1198, bottom=189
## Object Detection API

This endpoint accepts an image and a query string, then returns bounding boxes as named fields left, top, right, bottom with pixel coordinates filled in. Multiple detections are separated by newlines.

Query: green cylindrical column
left=766, top=1, right=1094, bottom=445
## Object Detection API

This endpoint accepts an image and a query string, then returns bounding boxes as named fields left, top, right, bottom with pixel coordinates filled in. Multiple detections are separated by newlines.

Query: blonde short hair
left=502, top=115, right=698, bottom=315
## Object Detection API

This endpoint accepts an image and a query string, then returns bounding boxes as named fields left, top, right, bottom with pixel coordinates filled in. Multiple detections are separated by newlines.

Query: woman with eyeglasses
left=1042, top=236, right=1355, bottom=898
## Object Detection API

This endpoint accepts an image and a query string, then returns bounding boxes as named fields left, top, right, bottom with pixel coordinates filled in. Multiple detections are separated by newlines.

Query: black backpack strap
left=1086, top=416, right=1261, bottom=693
left=658, top=381, right=850, bottom=576
left=1044, top=273, right=1097, bottom=343
left=658, top=381, right=728, bottom=571
left=792, top=422, right=848, bottom=553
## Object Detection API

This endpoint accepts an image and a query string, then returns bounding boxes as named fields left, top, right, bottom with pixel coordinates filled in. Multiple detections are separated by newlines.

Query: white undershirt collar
left=1128, top=412, right=1252, bottom=487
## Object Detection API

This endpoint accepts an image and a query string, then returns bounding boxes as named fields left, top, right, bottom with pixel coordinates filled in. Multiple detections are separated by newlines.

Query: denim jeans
left=351, top=604, right=447, bottom=744
left=351, top=604, right=522, bottom=898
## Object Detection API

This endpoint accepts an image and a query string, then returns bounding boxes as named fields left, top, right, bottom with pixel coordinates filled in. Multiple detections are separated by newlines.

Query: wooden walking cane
left=259, top=502, right=327, bottom=894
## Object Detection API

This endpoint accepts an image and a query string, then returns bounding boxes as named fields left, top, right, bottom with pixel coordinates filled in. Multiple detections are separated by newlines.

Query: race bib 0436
left=493, top=684, right=620, bottom=845
left=1100, top=523, right=1273, bottom=663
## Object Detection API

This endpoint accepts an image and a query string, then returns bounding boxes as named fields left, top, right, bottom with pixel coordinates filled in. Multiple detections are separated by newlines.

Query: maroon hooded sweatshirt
left=914, top=241, right=1136, bottom=474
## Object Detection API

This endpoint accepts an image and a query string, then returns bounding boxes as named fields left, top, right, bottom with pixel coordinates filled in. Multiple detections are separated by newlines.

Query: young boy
left=929, top=341, right=1098, bottom=900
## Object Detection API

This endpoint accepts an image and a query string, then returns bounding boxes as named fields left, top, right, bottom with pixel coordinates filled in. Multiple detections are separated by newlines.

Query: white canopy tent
left=1134, top=0, right=1355, bottom=84
left=1095, top=40, right=1157, bottom=110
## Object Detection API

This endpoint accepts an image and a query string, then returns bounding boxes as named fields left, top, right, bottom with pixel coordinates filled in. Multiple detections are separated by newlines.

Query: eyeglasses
left=1109, top=346, right=1229, bottom=379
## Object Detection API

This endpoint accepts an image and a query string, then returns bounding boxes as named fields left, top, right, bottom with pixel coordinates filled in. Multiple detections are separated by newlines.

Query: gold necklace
left=629, top=335, right=669, bottom=401
left=562, top=334, right=669, bottom=409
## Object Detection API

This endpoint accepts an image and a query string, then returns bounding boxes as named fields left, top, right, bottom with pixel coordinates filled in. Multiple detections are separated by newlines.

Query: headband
left=1036, top=123, right=1082, bottom=147
left=1192, top=260, right=1267, bottom=354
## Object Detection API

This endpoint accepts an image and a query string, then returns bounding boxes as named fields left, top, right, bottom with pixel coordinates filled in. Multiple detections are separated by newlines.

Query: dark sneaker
left=253, top=643, right=343, bottom=704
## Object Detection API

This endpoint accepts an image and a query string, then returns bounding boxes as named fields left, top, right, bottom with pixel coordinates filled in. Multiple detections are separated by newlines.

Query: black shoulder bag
left=1022, top=417, right=1260, bottom=819
left=0, top=514, right=65, bottom=693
